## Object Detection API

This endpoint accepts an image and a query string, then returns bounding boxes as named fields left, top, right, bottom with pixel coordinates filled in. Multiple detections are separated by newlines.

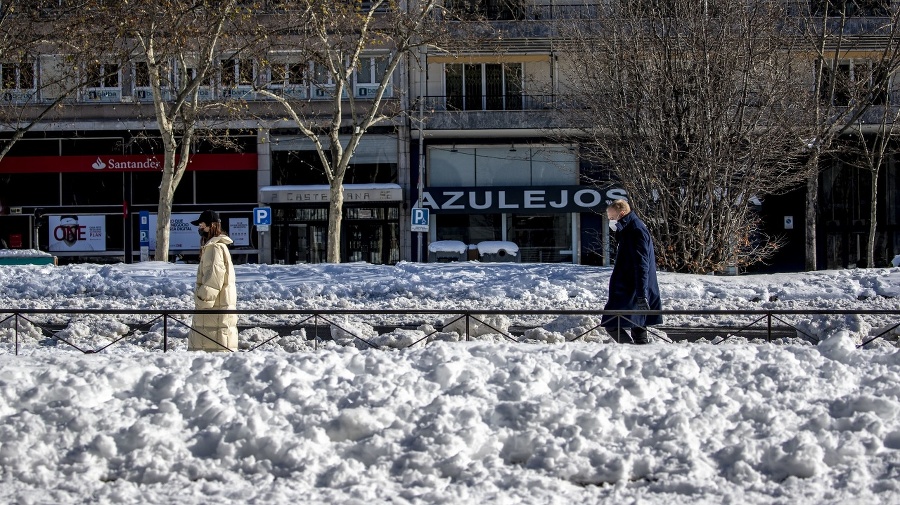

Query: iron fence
left=1, top=307, right=898, bottom=355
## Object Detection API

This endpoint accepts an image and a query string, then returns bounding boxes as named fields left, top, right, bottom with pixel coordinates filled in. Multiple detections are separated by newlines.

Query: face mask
left=608, top=219, right=618, bottom=232
left=198, top=228, right=208, bottom=237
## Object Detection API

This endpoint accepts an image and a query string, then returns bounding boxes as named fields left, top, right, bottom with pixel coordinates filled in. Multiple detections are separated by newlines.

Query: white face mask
left=608, top=219, right=618, bottom=232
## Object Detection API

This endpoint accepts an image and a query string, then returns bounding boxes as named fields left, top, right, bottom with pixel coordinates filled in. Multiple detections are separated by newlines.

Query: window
left=436, top=214, right=502, bottom=244
left=508, top=214, right=572, bottom=263
left=1, top=61, right=35, bottom=90
left=84, top=62, right=121, bottom=102
left=131, top=171, right=193, bottom=205
left=196, top=170, right=257, bottom=203
left=445, top=63, right=522, bottom=111
left=311, top=61, right=337, bottom=99
left=270, top=61, right=307, bottom=98
left=134, top=62, right=150, bottom=88
left=178, top=66, right=214, bottom=100
left=62, top=172, right=124, bottom=205
left=0, top=61, right=36, bottom=103
left=428, top=145, right=577, bottom=186
left=86, top=62, right=120, bottom=89
left=272, top=62, right=307, bottom=86
left=820, top=60, right=889, bottom=106
left=221, top=58, right=255, bottom=88
left=446, top=0, right=528, bottom=20
left=354, top=55, right=392, bottom=98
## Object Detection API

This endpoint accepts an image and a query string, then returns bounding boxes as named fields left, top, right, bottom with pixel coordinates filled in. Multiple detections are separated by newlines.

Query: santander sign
left=92, top=156, right=162, bottom=171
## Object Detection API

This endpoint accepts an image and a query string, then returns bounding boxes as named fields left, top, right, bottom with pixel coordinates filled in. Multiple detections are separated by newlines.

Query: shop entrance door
left=344, top=221, right=399, bottom=264
left=279, top=223, right=326, bottom=264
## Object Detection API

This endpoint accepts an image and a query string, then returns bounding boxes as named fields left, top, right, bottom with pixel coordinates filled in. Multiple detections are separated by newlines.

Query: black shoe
left=631, top=327, right=650, bottom=345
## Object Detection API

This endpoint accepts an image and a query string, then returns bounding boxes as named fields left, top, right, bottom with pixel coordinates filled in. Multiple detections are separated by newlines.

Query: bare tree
left=554, top=0, right=811, bottom=273
left=796, top=1, right=900, bottom=270
left=0, top=1, right=113, bottom=161
left=90, top=0, right=253, bottom=262
left=251, top=0, right=472, bottom=263
left=843, top=27, right=900, bottom=267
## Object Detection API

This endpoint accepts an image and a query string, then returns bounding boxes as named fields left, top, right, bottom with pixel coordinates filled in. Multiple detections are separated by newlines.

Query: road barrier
left=1, top=308, right=898, bottom=355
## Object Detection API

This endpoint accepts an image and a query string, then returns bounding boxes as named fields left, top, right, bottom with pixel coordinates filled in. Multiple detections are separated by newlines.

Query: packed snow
left=1, top=261, right=900, bottom=504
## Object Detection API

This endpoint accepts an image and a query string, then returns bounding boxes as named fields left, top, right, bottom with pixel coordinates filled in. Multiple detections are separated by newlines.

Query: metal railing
left=2, top=307, right=898, bottom=355
left=422, top=95, right=556, bottom=112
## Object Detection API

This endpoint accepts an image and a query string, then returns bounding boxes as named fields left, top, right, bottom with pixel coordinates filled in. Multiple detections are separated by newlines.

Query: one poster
left=48, top=215, right=107, bottom=252
left=148, top=214, right=201, bottom=251
left=229, top=218, right=249, bottom=246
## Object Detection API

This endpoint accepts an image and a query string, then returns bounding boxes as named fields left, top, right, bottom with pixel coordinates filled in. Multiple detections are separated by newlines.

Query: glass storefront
left=425, top=144, right=581, bottom=263
left=272, top=206, right=400, bottom=264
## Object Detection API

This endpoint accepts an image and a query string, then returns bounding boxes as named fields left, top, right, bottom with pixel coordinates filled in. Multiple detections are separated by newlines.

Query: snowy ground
left=1, top=261, right=900, bottom=504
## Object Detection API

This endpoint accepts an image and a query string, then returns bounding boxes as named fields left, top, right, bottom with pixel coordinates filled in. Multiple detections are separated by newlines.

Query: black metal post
left=465, top=313, right=470, bottom=341
left=163, top=313, right=168, bottom=352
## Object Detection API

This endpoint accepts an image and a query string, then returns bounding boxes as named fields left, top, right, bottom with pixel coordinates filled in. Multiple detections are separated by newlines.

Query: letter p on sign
left=411, top=207, right=429, bottom=232
left=253, top=207, right=272, bottom=226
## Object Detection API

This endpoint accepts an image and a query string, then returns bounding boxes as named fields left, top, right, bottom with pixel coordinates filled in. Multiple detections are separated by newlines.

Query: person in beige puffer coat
left=188, top=210, right=237, bottom=352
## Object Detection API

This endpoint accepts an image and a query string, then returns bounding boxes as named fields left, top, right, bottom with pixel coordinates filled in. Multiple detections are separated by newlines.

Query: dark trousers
left=609, top=326, right=650, bottom=345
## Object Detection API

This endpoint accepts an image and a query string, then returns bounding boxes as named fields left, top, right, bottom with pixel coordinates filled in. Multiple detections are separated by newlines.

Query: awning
left=259, top=183, right=403, bottom=204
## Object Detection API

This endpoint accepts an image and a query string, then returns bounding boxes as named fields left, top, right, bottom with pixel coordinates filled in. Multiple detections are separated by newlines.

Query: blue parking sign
left=253, top=207, right=272, bottom=226
left=411, top=207, right=429, bottom=232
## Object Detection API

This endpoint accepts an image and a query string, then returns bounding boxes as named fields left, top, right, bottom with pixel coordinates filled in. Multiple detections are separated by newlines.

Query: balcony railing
left=423, top=94, right=555, bottom=112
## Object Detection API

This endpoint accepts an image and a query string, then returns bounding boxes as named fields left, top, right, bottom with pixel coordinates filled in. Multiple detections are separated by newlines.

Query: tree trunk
left=805, top=152, right=819, bottom=271
left=154, top=153, right=176, bottom=262
left=327, top=182, right=344, bottom=263
left=867, top=164, right=879, bottom=267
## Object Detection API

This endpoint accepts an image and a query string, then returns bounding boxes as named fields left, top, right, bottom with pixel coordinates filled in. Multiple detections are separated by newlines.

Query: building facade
left=1, top=1, right=899, bottom=269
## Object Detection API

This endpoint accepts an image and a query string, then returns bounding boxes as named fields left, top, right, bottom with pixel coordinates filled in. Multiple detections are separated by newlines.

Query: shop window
left=61, top=172, right=124, bottom=205
left=272, top=150, right=396, bottom=185
left=435, top=213, right=501, bottom=244
left=195, top=170, right=256, bottom=203
left=0, top=173, right=61, bottom=207
left=429, top=148, right=476, bottom=185
left=475, top=147, right=530, bottom=185
left=60, top=137, right=122, bottom=156
left=428, top=145, right=577, bottom=186
left=7, top=139, right=60, bottom=156
left=508, top=213, right=572, bottom=263
left=131, top=171, right=194, bottom=205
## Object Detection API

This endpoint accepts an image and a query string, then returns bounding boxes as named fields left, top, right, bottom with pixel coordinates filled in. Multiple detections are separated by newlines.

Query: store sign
left=423, top=186, right=627, bottom=214
left=0, top=153, right=256, bottom=174
left=260, top=184, right=403, bottom=204
left=148, top=214, right=201, bottom=251
left=48, top=215, right=107, bottom=252
left=230, top=218, right=250, bottom=246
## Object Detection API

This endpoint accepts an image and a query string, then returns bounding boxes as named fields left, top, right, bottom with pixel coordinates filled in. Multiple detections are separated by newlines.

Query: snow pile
left=1, top=262, right=900, bottom=503
left=1, top=343, right=899, bottom=504
left=0, top=249, right=52, bottom=258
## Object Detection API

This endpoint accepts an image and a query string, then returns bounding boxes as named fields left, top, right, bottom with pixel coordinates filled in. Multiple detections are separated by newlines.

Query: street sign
left=139, top=211, right=150, bottom=262
left=253, top=207, right=272, bottom=226
left=411, top=207, right=429, bottom=233
left=784, top=216, right=794, bottom=230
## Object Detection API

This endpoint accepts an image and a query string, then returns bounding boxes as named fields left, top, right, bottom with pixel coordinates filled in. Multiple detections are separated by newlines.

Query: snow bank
left=1, top=343, right=899, bottom=504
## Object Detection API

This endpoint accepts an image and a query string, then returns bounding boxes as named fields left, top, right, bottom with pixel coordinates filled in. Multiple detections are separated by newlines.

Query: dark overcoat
left=601, top=211, right=663, bottom=328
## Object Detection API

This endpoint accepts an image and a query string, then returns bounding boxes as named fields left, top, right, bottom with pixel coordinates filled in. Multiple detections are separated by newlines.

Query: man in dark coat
left=601, top=199, right=662, bottom=344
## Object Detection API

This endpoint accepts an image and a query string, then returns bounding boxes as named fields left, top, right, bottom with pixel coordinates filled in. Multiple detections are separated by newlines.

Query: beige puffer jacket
left=188, top=234, right=238, bottom=351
